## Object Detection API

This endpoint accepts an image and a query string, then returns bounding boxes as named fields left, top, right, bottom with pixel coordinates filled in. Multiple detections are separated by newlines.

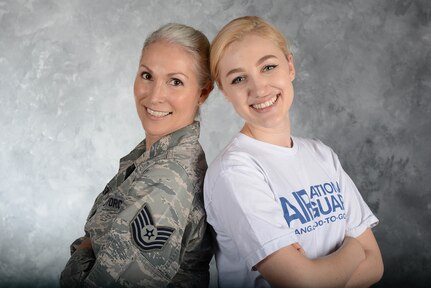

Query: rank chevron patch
left=131, top=204, right=175, bottom=251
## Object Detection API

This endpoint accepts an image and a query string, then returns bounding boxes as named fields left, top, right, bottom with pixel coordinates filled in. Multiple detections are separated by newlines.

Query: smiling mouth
left=146, top=107, right=172, bottom=117
left=251, top=94, right=279, bottom=110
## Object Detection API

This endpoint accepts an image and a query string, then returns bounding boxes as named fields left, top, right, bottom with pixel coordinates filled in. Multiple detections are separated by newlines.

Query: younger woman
left=204, top=16, right=383, bottom=288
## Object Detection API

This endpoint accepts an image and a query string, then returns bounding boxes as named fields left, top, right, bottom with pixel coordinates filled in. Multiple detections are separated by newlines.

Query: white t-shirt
left=204, top=133, right=378, bottom=288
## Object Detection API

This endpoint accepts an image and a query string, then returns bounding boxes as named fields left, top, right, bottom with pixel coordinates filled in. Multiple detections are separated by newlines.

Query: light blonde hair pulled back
left=210, top=16, right=291, bottom=88
left=143, top=23, right=211, bottom=88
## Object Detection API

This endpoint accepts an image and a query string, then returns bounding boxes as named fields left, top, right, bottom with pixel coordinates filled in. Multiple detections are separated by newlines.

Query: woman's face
left=218, top=34, right=295, bottom=133
left=134, top=41, right=208, bottom=146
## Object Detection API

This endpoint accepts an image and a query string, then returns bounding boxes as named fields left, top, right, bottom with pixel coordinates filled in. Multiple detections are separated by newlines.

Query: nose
left=148, top=81, right=167, bottom=104
left=248, top=76, right=268, bottom=98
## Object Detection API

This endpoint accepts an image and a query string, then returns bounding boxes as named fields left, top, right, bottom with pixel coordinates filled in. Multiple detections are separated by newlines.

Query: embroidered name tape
left=131, top=204, right=175, bottom=251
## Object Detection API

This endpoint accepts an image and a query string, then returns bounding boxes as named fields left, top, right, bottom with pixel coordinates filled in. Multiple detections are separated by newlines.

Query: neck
left=241, top=122, right=292, bottom=148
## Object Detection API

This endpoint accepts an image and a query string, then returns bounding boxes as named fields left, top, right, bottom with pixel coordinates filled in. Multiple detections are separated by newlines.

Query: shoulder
left=295, top=136, right=337, bottom=162
left=295, top=136, right=329, bottom=152
left=131, top=159, right=200, bottom=216
left=294, top=136, right=343, bottom=177
left=139, top=158, right=194, bottom=190
left=168, top=137, right=207, bottom=184
left=171, top=130, right=206, bottom=162
left=208, top=135, right=259, bottom=174
left=204, top=136, right=266, bottom=199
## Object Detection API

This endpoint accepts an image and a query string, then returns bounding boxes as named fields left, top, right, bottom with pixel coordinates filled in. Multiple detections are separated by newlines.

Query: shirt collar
left=134, top=121, right=200, bottom=165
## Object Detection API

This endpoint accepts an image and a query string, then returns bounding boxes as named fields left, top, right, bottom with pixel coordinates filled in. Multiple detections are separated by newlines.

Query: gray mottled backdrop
left=1, top=0, right=430, bottom=287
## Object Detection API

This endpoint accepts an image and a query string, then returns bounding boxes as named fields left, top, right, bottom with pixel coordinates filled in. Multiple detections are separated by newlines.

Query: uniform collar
left=146, top=121, right=200, bottom=159
left=116, top=122, right=200, bottom=182
left=119, top=121, right=201, bottom=170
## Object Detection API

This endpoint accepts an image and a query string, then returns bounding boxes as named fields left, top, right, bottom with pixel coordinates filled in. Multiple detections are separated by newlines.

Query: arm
left=256, top=237, right=365, bottom=288
left=76, top=237, right=92, bottom=250
left=326, top=145, right=383, bottom=287
left=345, top=228, right=384, bottom=288
left=60, top=237, right=95, bottom=288
left=206, top=158, right=365, bottom=288
left=84, top=161, right=207, bottom=287
left=60, top=183, right=110, bottom=288
left=169, top=205, right=213, bottom=287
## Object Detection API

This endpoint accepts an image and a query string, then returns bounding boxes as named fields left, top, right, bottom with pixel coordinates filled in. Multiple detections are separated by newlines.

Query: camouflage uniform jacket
left=60, top=122, right=212, bottom=287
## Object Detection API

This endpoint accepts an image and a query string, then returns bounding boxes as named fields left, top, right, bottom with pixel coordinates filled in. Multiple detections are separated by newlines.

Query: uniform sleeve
left=60, top=245, right=95, bottom=288
left=205, top=153, right=298, bottom=270
left=169, top=203, right=213, bottom=287
left=83, top=161, right=208, bottom=287
left=330, top=149, right=379, bottom=238
left=60, top=206, right=101, bottom=288
left=60, top=173, right=124, bottom=287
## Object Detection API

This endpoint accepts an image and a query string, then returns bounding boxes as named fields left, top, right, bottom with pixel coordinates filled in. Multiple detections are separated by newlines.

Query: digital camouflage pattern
left=60, top=122, right=212, bottom=287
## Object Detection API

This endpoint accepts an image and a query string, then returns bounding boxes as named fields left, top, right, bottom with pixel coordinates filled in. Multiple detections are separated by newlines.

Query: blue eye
left=231, top=76, right=246, bottom=85
left=263, top=65, right=277, bottom=72
left=141, top=72, right=152, bottom=80
left=169, top=78, right=183, bottom=86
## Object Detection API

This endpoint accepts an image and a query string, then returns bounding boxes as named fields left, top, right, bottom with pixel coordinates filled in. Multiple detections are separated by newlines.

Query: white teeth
left=252, top=95, right=278, bottom=109
left=147, top=107, right=170, bottom=117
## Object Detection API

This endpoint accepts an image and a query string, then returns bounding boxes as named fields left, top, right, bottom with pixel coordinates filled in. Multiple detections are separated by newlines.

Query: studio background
left=1, top=0, right=430, bottom=287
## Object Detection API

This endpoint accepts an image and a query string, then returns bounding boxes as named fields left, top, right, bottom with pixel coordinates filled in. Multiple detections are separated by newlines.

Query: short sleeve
left=331, top=150, right=379, bottom=238
left=205, top=153, right=297, bottom=269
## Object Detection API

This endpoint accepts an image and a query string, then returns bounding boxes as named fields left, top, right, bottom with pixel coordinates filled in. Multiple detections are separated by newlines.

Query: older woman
left=61, top=23, right=213, bottom=287
left=204, top=16, right=383, bottom=288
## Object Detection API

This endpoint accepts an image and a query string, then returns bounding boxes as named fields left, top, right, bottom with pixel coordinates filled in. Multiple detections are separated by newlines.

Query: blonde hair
left=142, top=23, right=211, bottom=88
left=210, top=16, right=291, bottom=87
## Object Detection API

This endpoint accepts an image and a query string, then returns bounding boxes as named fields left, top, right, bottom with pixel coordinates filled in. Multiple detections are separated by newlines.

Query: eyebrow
left=139, top=64, right=189, bottom=79
left=225, top=67, right=244, bottom=78
left=168, top=72, right=189, bottom=79
left=224, top=54, right=278, bottom=78
left=256, top=55, right=277, bottom=66
left=140, top=64, right=152, bottom=73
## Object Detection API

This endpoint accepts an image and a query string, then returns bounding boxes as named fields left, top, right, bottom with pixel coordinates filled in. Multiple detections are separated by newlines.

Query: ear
left=198, top=81, right=214, bottom=105
left=287, top=53, right=295, bottom=81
